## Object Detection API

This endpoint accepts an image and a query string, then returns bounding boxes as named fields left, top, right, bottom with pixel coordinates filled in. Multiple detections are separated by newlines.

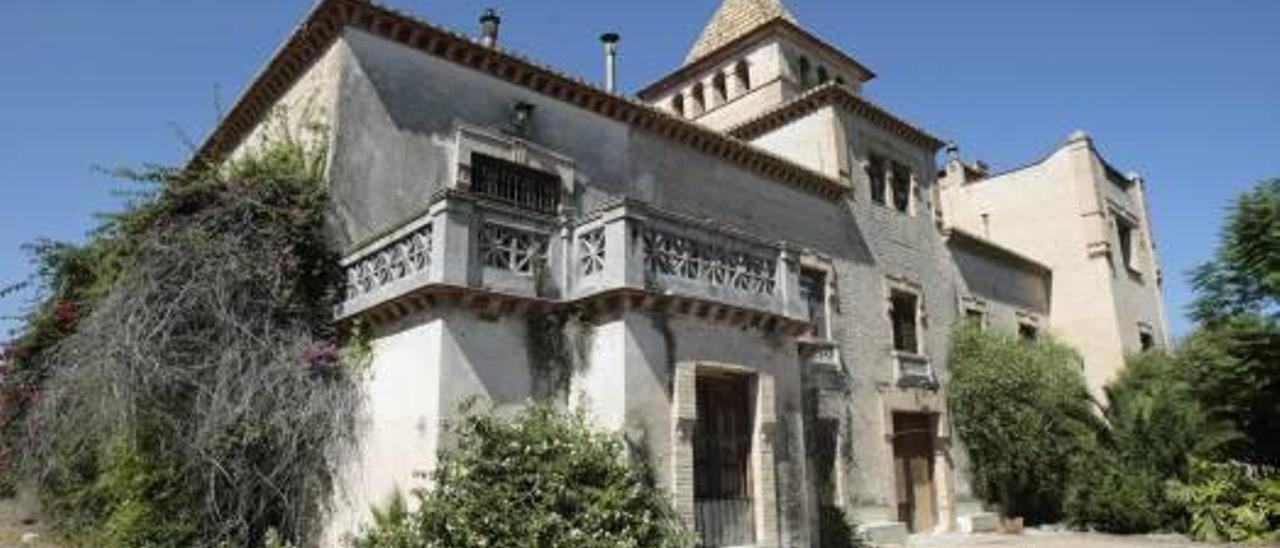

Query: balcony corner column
left=435, top=199, right=476, bottom=287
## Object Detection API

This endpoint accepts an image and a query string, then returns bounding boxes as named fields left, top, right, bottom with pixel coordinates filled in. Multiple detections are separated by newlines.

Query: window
left=1018, top=322, right=1039, bottom=341
left=835, top=76, right=846, bottom=87
left=964, top=307, right=985, bottom=327
left=800, top=268, right=828, bottom=339
left=867, top=156, right=887, bottom=205
left=691, top=83, right=706, bottom=115
left=712, top=73, right=728, bottom=105
left=734, top=60, right=751, bottom=92
left=798, top=56, right=812, bottom=87
left=470, top=153, right=561, bottom=213
left=671, top=94, right=685, bottom=118
left=890, top=290, right=920, bottom=354
left=1115, top=216, right=1140, bottom=273
left=1140, top=330, right=1155, bottom=352
left=817, top=66, right=829, bottom=84
left=891, top=163, right=912, bottom=213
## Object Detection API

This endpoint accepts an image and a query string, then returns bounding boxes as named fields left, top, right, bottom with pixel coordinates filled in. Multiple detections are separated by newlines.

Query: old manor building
left=196, top=0, right=1171, bottom=545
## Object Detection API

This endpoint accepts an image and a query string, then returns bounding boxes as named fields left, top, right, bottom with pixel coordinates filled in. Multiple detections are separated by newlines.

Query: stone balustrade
left=337, top=193, right=810, bottom=328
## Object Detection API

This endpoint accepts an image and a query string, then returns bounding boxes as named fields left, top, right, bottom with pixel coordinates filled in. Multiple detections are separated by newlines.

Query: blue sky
left=1, top=0, right=1277, bottom=340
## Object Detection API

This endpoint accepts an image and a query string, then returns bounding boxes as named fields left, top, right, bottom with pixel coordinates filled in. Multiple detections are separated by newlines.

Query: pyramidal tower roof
left=685, top=0, right=797, bottom=64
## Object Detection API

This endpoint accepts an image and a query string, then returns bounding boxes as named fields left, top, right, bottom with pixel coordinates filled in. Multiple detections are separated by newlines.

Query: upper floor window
left=470, top=153, right=561, bottom=214
left=671, top=94, right=685, bottom=118
left=1115, top=216, right=1140, bottom=274
left=867, top=156, right=887, bottom=205
left=734, top=60, right=751, bottom=93
left=891, top=163, right=912, bottom=213
left=890, top=289, right=920, bottom=354
left=817, top=67, right=830, bottom=85
left=800, top=268, right=829, bottom=339
left=798, top=56, right=812, bottom=87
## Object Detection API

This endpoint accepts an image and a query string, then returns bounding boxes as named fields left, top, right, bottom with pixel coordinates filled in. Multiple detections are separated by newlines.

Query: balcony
left=336, top=194, right=810, bottom=329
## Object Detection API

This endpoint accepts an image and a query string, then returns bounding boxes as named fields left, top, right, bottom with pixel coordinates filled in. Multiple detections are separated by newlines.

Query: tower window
left=671, top=94, right=685, bottom=118
left=867, top=156, right=887, bottom=205
left=798, top=56, right=812, bottom=87
left=817, top=67, right=830, bottom=84
left=712, top=72, right=728, bottom=105
left=891, top=163, right=912, bottom=213
left=1115, top=216, right=1140, bottom=274
left=890, top=289, right=920, bottom=354
left=735, top=60, right=751, bottom=92
left=691, top=83, right=706, bottom=114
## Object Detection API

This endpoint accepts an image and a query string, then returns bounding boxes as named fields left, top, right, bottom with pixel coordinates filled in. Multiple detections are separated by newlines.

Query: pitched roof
left=686, top=0, right=796, bottom=64
left=191, top=0, right=849, bottom=202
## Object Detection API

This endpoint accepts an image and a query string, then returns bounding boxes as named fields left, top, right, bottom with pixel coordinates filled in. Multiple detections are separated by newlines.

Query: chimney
left=479, top=8, right=501, bottom=48
left=600, top=32, right=620, bottom=93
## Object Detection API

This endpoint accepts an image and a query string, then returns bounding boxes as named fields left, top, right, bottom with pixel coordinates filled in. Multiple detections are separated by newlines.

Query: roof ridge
left=685, top=0, right=796, bottom=64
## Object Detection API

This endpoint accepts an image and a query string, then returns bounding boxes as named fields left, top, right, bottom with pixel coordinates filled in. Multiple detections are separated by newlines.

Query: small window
left=712, top=73, right=728, bottom=105
left=735, top=60, right=751, bottom=92
left=867, top=156, right=887, bottom=205
left=891, top=163, right=912, bottom=213
left=1018, top=322, right=1039, bottom=341
left=672, top=94, right=685, bottom=118
left=835, top=76, right=846, bottom=87
left=817, top=67, right=830, bottom=84
left=1140, top=331, right=1155, bottom=352
left=800, top=268, right=829, bottom=339
left=798, top=56, right=812, bottom=87
left=890, top=290, right=920, bottom=354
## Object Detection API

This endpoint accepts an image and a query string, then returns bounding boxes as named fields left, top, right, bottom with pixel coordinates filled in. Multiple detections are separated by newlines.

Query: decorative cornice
left=725, top=82, right=947, bottom=152
left=191, top=0, right=849, bottom=202
left=639, top=18, right=875, bottom=100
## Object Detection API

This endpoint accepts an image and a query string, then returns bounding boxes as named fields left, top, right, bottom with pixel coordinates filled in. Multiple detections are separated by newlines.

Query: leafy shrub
left=1065, top=351, right=1236, bottom=533
left=948, top=323, right=1099, bottom=523
left=352, top=404, right=688, bottom=548
left=1167, top=459, right=1280, bottom=543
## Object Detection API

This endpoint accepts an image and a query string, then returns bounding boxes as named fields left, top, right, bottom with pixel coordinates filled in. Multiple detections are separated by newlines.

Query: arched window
left=798, top=56, right=811, bottom=87
left=836, top=76, right=846, bottom=87
left=712, top=72, right=728, bottom=105
left=817, top=67, right=830, bottom=84
left=672, top=94, right=685, bottom=118
left=734, top=60, right=751, bottom=92
left=691, top=83, right=706, bottom=114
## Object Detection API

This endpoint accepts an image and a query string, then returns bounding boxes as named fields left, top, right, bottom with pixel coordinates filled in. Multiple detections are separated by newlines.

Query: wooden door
left=892, top=413, right=936, bottom=533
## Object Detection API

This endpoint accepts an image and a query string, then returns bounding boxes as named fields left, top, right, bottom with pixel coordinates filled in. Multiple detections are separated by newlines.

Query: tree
left=1189, top=179, right=1280, bottom=325
left=352, top=404, right=689, bottom=548
left=1183, top=178, right=1280, bottom=465
left=947, top=324, right=1100, bottom=523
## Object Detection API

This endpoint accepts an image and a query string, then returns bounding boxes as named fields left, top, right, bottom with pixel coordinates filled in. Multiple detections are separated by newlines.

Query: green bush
left=948, top=323, right=1099, bottom=523
left=1065, top=351, right=1236, bottom=533
left=1167, top=459, right=1280, bottom=543
left=352, top=404, right=688, bottom=548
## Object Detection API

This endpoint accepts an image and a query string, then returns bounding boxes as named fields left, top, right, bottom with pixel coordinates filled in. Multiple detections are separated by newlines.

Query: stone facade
left=199, top=0, right=1170, bottom=545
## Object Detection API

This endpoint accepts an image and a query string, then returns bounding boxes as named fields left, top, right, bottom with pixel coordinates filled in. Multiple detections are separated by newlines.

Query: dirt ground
left=907, top=530, right=1255, bottom=548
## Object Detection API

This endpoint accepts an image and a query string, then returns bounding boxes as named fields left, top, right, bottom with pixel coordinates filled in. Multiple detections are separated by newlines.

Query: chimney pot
left=600, top=32, right=621, bottom=93
left=479, top=8, right=501, bottom=48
